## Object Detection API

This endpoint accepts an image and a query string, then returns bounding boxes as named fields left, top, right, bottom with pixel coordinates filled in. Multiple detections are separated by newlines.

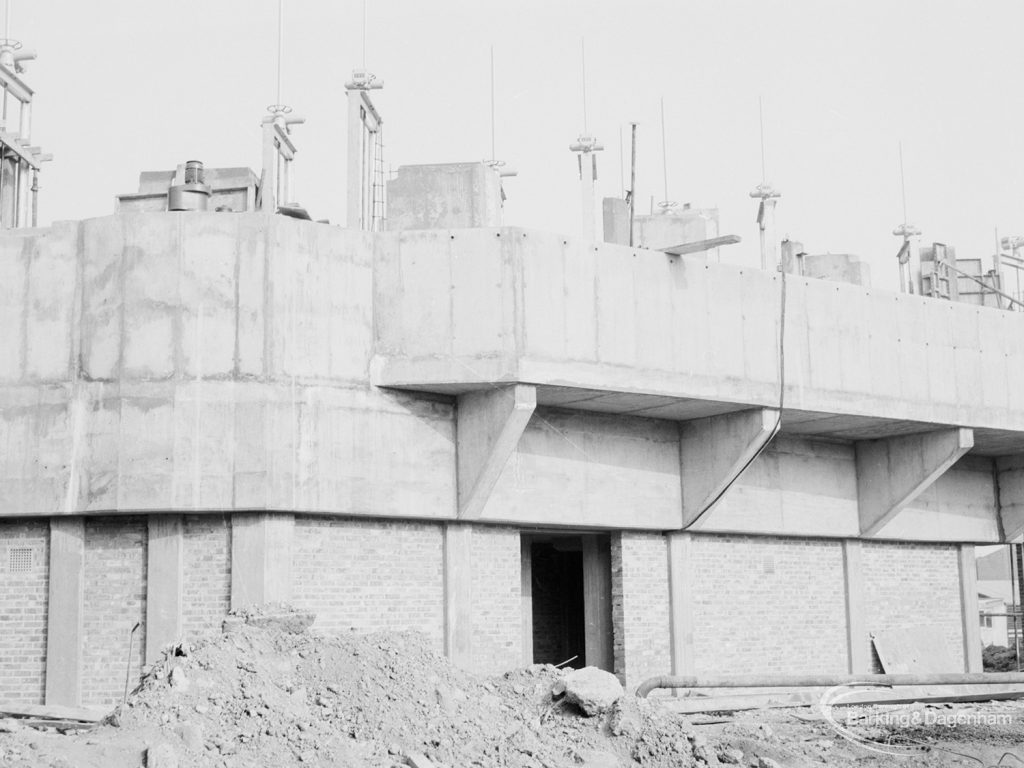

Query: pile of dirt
left=6, top=606, right=1024, bottom=768
left=0, top=605, right=707, bottom=768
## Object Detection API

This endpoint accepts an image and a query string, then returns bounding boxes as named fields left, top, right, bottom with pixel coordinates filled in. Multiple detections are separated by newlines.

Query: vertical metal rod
left=276, top=0, right=283, bottom=106
left=4, top=0, right=10, bottom=40
left=30, top=167, right=36, bottom=227
left=490, top=46, right=496, bottom=162
left=580, top=38, right=587, bottom=134
left=618, top=125, right=624, bottom=196
left=362, top=0, right=367, bottom=68
left=899, top=141, right=908, bottom=228
left=628, top=122, right=637, bottom=247
left=660, top=97, right=669, bottom=205
left=759, top=96, right=766, bottom=184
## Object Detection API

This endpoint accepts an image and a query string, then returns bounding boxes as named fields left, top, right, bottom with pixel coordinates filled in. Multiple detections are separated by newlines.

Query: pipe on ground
left=636, top=672, right=1024, bottom=698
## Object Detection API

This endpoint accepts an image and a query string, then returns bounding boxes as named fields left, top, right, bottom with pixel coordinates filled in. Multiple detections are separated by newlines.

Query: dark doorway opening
left=529, top=538, right=586, bottom=666
left=522, top=533, right=613, bottom=672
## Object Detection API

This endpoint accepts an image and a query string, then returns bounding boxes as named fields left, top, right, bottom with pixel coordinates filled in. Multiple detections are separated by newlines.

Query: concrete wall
left=374, top=226, right=1024, bottom=434
left=0, top=214, right=454, bottom=520
left=702, top=437, right=999, bottom=542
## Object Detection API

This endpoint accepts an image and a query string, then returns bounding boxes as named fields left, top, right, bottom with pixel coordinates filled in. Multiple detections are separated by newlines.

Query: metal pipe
left=945, top=260, right=1024, bottom=309
left=636, top=672, right=1024, bottom=698
left=628, top=122, right=637, bottom=247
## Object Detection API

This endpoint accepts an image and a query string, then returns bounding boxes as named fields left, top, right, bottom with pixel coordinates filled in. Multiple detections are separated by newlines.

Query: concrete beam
left=45, top=518, right=84, bottom=706
left=443, top=523, right=473, bottom=669
left=856, top=428, right=974, bottom=537
left=997, top=455, right=1024, bottom=542
left=842, top=540, right=871, bottom=674
left=457, top=384, right=536, bottom=520
left=679, top=408, right=779, bottom=529
left=145, top=515, right=183, bottom=663
left=667, top=532, right=696, bottom=677
left=958, top=545, right=983, bottom=673
left=230, top=513, right=294, bottom=610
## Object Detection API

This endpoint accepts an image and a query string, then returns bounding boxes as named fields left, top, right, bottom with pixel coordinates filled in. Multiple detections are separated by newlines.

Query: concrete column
left=520, top=537, right=533, bottom=666
left=230, top=513, right=293, bottom=610
left=679, top=408, right=779, bottom=529
left=997, top=455, right=1024, bottom=541
left=856, top=427, right=973, bottom=537
left=443, top=523, right=473, bottom=668
left=45, top=517, right=84, bottom=706
left=145, top=515, right=184, bottom=663
left=958, top=545, right=983, bottom=673
left=667, top=532, right=696, bottom=676
left=582, top=535, right=613, bottom=672
left=842, top=539, right=871, bottom=674
left=456, top=384, right=536, bottom=520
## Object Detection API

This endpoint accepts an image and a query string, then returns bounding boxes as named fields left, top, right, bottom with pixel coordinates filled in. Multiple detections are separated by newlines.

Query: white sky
left=15, top=0, right=1024, bottom=290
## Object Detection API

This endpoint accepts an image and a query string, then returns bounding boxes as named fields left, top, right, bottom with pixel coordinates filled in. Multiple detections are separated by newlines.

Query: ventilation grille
left=8, top=547, right=33, bottom=573
left=762, top=555, right=776, bottom=575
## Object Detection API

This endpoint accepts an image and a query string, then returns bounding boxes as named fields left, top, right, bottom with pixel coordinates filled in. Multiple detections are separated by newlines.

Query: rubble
left=2, top=606, right=1024, bottom=768
left=554, top=667, right=624, bottom=716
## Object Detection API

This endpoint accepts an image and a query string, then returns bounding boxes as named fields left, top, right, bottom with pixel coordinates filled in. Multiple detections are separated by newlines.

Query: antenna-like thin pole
left=362, top=0, right=367, bottom=68
left=759, top=96, right=766, bottom=184
left=899, top=141, right=908, bottom=227
left=660, top=97, right=669, bottom=204
left=619, top=124, right=624, bottom=196
left=276, top=0, right=284, bottom=106
left=490, top=46, right=496, bottom=162
left=581, top=38, right=588, bottom=134
left=4, top=0, right=10, bottom=40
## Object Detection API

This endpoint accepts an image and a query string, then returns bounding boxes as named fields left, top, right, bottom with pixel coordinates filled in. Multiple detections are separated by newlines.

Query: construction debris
left=2, top=606, right=1024, bottom=767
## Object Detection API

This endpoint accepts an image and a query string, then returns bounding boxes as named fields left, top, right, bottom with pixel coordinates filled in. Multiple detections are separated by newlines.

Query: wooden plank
left=661, top=686, right=1024, bottom=715
left=582, top=535, right=613, bottom=672
left=45, top=518, right=84, bottom=707
left=0, top=704, right=106, bottom=723
left=520, top=537, right=533, bottom=666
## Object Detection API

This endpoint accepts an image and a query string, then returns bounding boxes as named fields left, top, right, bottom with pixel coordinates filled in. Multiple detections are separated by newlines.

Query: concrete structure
left=387, top=163, right=502, bottom=231
left=5, top=164, right=1024, bottom=708
left=117, top=166, right=260, bottom=213
left=781, top=240, right=872, bottom=288
left=603, top=200, right=720, bottom=258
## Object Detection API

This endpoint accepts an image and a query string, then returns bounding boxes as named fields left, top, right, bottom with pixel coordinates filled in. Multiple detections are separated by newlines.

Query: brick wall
left=863, top=541, right=964, bottom=671
left=0, top=520, right=48, bottom=705
left=291, top=517, right=445, bottom=649
left=611, top=532, right=671, bottom=690
left=469, top=526, right=521, bottom=673
left=691, top=534, right=848, bottom=675
left=182, top=515, right=231, bottom=639
left=82, top=517, right=147, bottom=706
